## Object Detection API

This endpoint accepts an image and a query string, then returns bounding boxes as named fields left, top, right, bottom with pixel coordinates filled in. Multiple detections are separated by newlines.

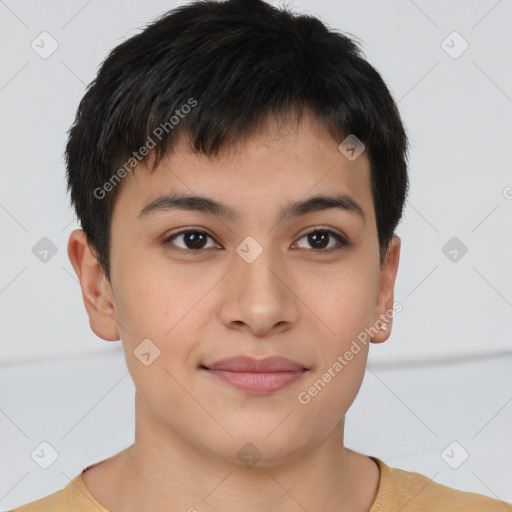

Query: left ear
left=370, top=235, right=401, bottom=344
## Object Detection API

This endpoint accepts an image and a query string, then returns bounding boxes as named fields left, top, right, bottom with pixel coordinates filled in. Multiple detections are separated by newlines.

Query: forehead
left=112, top=113, right=375, bottom=229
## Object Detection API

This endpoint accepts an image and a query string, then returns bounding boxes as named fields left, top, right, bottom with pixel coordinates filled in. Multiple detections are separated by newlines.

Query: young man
left=12, top=0, right=511, bottom=510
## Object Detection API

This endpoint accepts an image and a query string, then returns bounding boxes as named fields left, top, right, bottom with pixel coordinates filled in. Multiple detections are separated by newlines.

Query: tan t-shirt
left=11, top=456, right=512, bottom=511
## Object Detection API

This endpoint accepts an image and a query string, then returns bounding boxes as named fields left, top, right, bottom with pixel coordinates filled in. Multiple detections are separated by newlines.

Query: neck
left=87, top=392, right=379, bottom=512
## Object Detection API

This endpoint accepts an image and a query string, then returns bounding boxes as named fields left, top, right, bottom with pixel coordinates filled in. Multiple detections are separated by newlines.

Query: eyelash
left=163, top=228, right=350, bottom=254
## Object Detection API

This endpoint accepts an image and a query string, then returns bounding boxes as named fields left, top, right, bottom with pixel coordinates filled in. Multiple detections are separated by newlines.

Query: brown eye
left=164, top=230, right=218, bottom=251
left=295, top=229, right=349, bottom=253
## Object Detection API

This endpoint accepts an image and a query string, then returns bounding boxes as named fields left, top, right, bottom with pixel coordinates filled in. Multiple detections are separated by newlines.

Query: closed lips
left=202, top=355, right=308, bottom=372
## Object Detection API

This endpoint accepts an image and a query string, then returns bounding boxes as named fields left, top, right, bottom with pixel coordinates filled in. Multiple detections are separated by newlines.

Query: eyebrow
left=137, top=192, right=366, bottom=224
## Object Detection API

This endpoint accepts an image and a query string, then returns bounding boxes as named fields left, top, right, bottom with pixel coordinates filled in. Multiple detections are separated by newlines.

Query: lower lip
left=203, top=369, right=307, bottom=394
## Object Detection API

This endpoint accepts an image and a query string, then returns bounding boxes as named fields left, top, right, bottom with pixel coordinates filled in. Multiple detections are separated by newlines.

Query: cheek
left=113, top=257, right=198, bottom=337
left=115, top=266, right=210, bottom=375
left=304, top=267, right=377, bottom=338
left=296, top=339, right=369, bottom=436
left=297, top=267, right=375, bottom=408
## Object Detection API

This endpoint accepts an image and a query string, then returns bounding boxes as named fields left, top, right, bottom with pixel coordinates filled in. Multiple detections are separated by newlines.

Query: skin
left=67, top=111, right=401, bottom=512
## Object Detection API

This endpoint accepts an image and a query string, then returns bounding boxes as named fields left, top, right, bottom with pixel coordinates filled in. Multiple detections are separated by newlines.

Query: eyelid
left=295, top=225, right=348, bottom=242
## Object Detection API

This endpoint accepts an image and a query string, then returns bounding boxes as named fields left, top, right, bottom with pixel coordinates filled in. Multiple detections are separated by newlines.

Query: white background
left=1, top=0, right=511, bottom=509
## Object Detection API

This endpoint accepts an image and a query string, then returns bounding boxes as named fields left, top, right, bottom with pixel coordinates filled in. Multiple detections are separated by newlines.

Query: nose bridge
left=235, top=237, right=286, bottom=300
left=221, top=236, right=298, bottom=333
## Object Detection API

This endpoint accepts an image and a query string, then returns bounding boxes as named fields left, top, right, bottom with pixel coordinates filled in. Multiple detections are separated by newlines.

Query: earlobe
left=370, top=235, right=401, bottom=344
left=67, top=229, right=120, bottom=341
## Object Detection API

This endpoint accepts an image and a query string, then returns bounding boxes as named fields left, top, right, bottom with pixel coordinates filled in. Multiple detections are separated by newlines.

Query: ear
left=370, top=235, right=401, bottom=344
left=67, top=229, right=120, bottom=341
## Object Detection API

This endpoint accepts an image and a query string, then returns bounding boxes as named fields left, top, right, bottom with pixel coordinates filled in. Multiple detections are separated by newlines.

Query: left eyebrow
left=137, top=192, right=366, bottom=224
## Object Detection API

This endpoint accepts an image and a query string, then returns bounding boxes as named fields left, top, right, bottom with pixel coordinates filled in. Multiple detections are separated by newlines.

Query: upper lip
left=204, top=355, right=307, bottom=372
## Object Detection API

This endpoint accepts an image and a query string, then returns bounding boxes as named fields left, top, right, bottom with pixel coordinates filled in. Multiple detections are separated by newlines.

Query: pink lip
left=201, top=356, right=308, bottom=394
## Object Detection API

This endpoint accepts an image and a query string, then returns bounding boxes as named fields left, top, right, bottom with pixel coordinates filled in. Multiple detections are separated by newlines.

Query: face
left=68, top=112, right=400, bottom=467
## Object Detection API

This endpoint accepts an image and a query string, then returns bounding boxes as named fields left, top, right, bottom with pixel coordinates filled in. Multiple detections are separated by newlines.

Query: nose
left=219, top=245, right=299, bottom=337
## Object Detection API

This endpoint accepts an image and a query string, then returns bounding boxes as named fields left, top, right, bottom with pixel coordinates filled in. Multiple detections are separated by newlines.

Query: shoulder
left=10, top=474, right=108, bottom=512
left=371, top=456, right=512, bottom=512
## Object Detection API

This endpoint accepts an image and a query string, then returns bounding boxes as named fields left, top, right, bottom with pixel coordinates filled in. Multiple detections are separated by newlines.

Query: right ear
left=67, top=229, right=120, bottom=341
